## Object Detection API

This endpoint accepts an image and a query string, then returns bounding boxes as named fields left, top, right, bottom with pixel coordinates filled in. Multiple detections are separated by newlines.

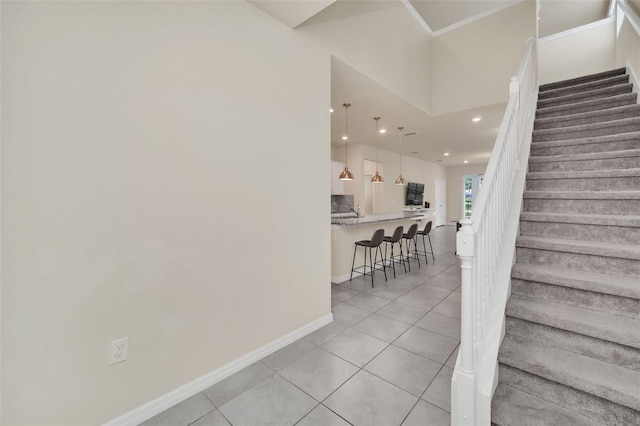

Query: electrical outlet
left=110, top=338, right=128, bottom=365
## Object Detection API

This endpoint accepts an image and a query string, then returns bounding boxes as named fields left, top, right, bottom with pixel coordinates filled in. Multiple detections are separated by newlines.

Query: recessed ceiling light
left=330, top=108, right=334, bottom=113
left=464, top=160, right=469, bottom=164
left=379, top=129, right=387, bottom=134
left=444, top=152, right=450, bottom=156
left=342, top=136, right=348, bottom=140
left=472, top=117, right=482, bottom=122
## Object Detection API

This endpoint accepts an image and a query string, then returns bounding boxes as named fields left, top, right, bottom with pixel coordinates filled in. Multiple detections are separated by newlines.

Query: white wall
left=446, top=163, right=488, bottom=223
left=297, top=1, right=432, bottom=113
left=538, top=0, right=609, bottom=38
left=616, top=0, right=640, bottom=89
left=332, top=144, right=447, bottom=215
left=1, top=2, right=330, bottom=424
left=539, top=18, right=616, bottom=85
left=431, top=1, right=536, bottom=115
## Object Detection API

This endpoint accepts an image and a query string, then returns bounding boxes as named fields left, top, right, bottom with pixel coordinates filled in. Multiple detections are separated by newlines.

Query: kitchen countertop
left=331, top=213, right=424, bottom=226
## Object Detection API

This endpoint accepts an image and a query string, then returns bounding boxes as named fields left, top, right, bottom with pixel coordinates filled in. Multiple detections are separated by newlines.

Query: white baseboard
left=331, top=273, right=354, bottom=284
left=104, top=313, right=334, bottom=426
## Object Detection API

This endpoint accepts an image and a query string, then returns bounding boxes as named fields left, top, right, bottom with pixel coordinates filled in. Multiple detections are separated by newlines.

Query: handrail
left=451, top=37, right=538, bottom=426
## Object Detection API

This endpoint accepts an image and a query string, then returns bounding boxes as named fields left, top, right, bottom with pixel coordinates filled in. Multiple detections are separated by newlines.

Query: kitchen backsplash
left=331, top=195, right=354, bottom=214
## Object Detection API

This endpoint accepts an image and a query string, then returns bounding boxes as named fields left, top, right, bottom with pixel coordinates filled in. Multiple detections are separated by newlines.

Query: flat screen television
left=405, top=182, right=424, bottom=206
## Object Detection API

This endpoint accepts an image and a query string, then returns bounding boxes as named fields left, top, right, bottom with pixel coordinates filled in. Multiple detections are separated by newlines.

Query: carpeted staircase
left=491, top=67, right=640, bottom=425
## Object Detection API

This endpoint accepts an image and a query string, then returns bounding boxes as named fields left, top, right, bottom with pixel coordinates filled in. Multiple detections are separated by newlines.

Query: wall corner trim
left=103, top=313, right=334, bottom=426
left=626, top=60, right=640, bottom=100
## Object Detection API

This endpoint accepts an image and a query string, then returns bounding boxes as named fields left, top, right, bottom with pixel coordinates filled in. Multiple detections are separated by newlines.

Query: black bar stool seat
left=402, top=223, right=420, bottom=271
left=382, top=225, right=406, bottom=278
left=416, top=221, right=435, bottom=263
left=350, top=228, right=387, bottom=287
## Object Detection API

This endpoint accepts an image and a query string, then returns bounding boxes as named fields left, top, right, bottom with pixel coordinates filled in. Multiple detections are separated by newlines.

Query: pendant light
left=395, top=126, right=406, bottom=185
left=339, top=103, right=354, bottom=181
left=371, top=117, right=384, bottom=183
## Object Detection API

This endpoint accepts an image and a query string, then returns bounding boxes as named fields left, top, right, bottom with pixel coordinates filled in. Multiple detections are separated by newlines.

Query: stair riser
left=498, top=363, right=640, bottom=425
left=520, top=220, right=640, bottom=244
left=524, top=198, right=640, bottom=215
left=526, top=175, right=640, bottom=191
left=511, top=279, right=640, bottom=319
left=539, top=68, right=627, bottom=91
left=534, top=109, right=640, bottom=130
left=529, top=156, right=640, bottom=172
left=532, top=122, right=640, bottom=142
left=536, top=96, right=637, bottom=119
left=516, top=247, right=640, bottom=277
left=537, top=85, right=632, bottom=109
left=538, top=76, right=630, bottom=100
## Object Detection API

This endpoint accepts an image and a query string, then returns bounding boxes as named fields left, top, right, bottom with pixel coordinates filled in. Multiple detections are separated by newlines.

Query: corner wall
left=297, top=1, right=432, bottom=113
left=1, top=2, right=330, bottom=424
left=538, top=18, right=616, bottom=85
left=431, top=1, right=537, bottom=115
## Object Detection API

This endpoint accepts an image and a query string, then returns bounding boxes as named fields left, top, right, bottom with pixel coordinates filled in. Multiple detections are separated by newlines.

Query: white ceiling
left=331, top=57, right=506, bottom=167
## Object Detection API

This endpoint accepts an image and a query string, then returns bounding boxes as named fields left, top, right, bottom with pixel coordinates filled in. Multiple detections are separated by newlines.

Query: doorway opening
left=463, top=174, right=484, bottom=219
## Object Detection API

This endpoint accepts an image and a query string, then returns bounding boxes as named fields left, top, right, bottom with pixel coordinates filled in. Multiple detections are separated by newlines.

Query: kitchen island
left=331, top=212, right=432, bottom=283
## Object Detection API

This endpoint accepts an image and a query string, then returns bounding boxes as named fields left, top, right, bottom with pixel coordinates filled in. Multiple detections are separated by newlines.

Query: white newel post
left=454, top=218, right=476, bottom=425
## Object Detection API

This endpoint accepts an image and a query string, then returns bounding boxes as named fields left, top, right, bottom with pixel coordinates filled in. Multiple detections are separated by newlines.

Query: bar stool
left=382, top=225, right=406, bottom=278
left=350, top=228, right=387, bottom=287
left=402, top=223, right=420, bottom=271
left=416, top=221, right=435, bottom=263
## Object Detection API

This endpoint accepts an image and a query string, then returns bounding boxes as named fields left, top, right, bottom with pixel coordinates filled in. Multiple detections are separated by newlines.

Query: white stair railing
left=451, top=38, right=538, bottom=426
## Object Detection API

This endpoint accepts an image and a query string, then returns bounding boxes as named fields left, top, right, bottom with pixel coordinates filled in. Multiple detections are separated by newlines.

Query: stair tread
left=537, top=84, right=633, bottom=107
left=492, top=382, right=608, bottom=426
left=533, top=116, right=640, bottom=136
left=507, top=294, right=640, bottom=348
left=498, top=334, right=640, bottom=410
left=519, top=212, right=640, bottom=227
left=534, top=104, right=640, bottom=126
left=530, top=130, right=640, bottom=147
left=524, top=190, right=640, bottom=199
left=536, top=93, right=638, bottom=119
left=517, top=235, right=640, bottom=260
left=527, top=168, right=640, bottom=179
left=539, top=74, right=630, bottom=99
left=539, top=67, right=627, bottom=92
left=512, top=262, right=640, bottom=299
left=530, top=149, right=640, bottom=163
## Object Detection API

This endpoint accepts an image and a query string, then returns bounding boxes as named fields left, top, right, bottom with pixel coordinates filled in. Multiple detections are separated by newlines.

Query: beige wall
left=431, top=1, right=536, bottom=115
left=538, top=0, right=609, bottom=38
left=297, top=1, right=432, bottom=113
left=616, top=0, right=640, bottom=91
left=332, top=144, right=446, bottom=215
left=539, top=19, right=616, bottom=85
left=446, top=164, right=488, bottom=224
left=1, top=2, right=331, bottom=424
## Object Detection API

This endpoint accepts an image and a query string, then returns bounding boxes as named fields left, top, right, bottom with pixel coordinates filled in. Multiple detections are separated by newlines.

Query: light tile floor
left=141, top=225, right=461, bottom=426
